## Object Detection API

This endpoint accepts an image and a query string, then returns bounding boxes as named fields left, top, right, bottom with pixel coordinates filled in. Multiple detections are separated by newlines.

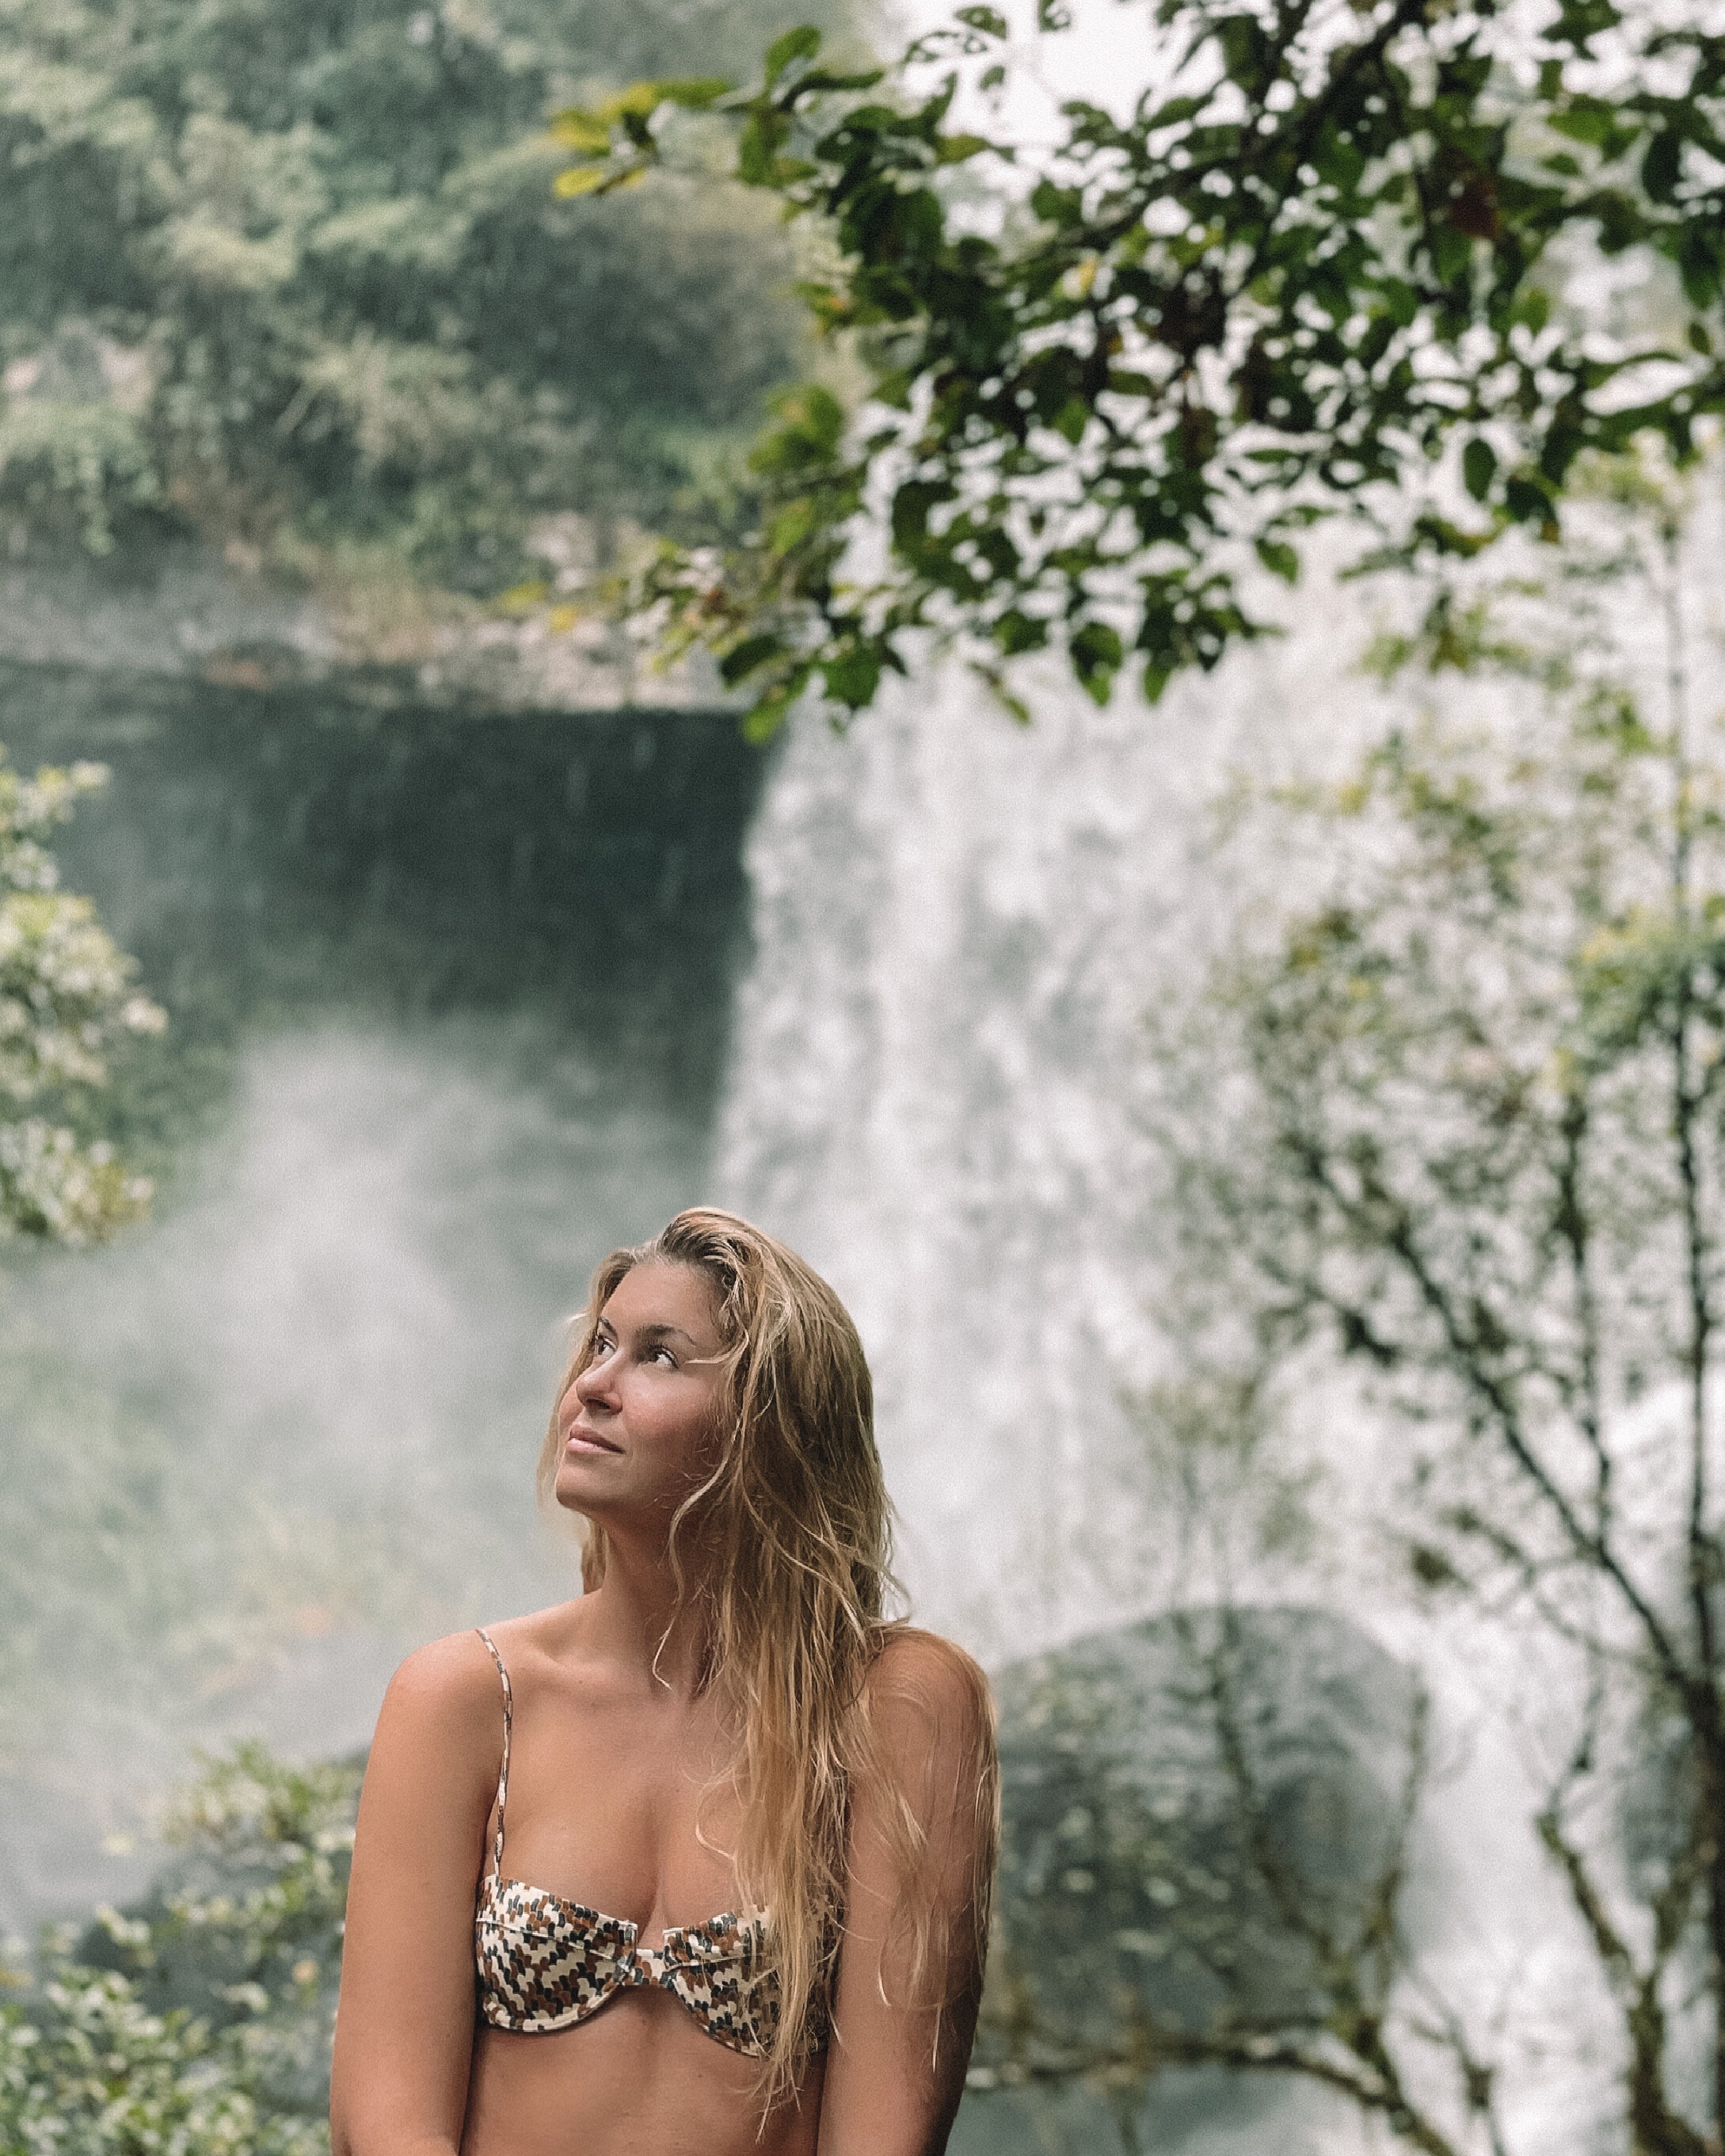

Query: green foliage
left=0, top=745, right=161, bottom=1244
left=0, top=0, right=848, bottom=594
left=0, top=1971, right=323, bottom=2156
left=1, top=1746, right=357, bottom=2155
left=555, top=4, right=1725, bottom=729
left=1136, top=471, right=1725, bottom=2153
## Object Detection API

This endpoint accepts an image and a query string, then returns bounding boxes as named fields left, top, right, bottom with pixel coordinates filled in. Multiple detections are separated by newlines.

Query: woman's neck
left=581, top=1526, right=714, bottom=1697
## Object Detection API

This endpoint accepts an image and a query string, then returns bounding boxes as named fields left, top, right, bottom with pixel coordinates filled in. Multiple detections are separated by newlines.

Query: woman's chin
left=553, top=1462, right=604, bottom=1516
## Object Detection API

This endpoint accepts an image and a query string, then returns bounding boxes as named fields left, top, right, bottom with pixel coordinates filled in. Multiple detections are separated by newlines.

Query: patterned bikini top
left=471, top=1628, right=802, bottom=2058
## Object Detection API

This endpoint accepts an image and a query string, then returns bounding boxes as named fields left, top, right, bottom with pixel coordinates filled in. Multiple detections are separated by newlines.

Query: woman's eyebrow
left=636, top=1321, right=699, bottom=1347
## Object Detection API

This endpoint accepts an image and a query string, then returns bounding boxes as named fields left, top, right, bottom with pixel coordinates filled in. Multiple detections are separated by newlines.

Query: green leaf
left=1677, top=226, right=1720, bottom=311
left=1548, top=104, right=1621, bottom=149
left=1070, top=619, right=1123, bottom=703
left=553, top=163, right=619, bottom=196
left=822, top=646, right=882, bottom=707
left=955, top=6, right=1009, bottom=37
left=737, top=110, right=788, bottom=184
left=767, top=497, right=817, bottom=551
left=1553, top=0, right=1621, bottom=44
left=548, top=109, right=612, bottom=154
left=1641, top=129, right=1680, bottom=204
left=1462, top=438, right=1497, bottom=503
left=720, top=632, right=785, bottom=685
left=763, top=24, right=823, bottom=86
left=1377, top=279, right=1418, bottom=327
left=1255, top=537, right=1299, bottom=584
left=1030, top=179, right=1083, bottom=227
left=1216, top=13, right=1268, bottom=92
left=892, top=478, right=953, bottom=546
left=593, top=80, right=676, bottom=124
left=1504, top=474, right=1551, bottom=524
left=992, top=608, right=1049, bottom=656
left=771, top=382, right=846, bottom=452
left=1141, top=93, right=1204, bottom=131
left=1141, top=656, right=1173, bottom=704
left=743, top=686, right=797, bottom=742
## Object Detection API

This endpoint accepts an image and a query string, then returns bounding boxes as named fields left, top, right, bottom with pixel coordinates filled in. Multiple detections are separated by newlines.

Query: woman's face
left=553, top=1259, right=729, bottom=1528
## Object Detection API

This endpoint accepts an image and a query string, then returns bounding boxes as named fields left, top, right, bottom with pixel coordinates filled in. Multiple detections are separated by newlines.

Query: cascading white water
left=710, top=612, right=1368, bottom=1663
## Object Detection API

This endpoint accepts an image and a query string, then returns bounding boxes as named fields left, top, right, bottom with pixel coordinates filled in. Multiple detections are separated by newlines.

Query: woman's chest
left=494, top=1697, right=744, bottom=1928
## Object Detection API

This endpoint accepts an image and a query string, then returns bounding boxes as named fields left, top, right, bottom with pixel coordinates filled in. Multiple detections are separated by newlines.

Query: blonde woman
left=330, top=1207, right=999, bottom=2156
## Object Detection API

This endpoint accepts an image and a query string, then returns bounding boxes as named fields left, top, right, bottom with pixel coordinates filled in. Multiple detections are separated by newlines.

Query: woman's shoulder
left=376, top=1627, right=503, bottom=1745
left=866, top=1624, right=996, bottom=1741
left=376, top=1606, right=575, bottom=1744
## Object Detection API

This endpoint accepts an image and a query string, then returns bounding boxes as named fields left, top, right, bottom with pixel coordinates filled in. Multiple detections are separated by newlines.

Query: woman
left=331, top=1206, right=999, bottom=2156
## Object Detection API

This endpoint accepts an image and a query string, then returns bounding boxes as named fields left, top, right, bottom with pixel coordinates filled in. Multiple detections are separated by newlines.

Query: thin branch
left=1552, top=1084, right=1611, bottom=1540
left=1535, top=1799, right=1712, bottom=2156
left=1535, top=1803, right=1638, bottom=1998
left=1003, top=2017, right=1474, bottom=2156
left=1403, top=1987, right=1514, bottom=2156
left=1193, top=1606, right=1340, bottom=1962
left=1292, top=1133, right=1694, bottom=1701
left=1658, top=501, right=1725, bottom=2156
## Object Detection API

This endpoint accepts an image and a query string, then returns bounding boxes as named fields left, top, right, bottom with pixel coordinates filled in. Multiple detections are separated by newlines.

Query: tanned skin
left=330, top=1260, right=991, bottom=2156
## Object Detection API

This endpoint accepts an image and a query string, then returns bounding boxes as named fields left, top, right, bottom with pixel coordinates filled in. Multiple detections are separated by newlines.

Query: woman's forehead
left=600, top=1258, right=722, bottom=1338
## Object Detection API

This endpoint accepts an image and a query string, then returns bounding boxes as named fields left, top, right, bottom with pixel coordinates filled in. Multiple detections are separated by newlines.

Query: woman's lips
left=565, top=1427, right=619, bottom=1454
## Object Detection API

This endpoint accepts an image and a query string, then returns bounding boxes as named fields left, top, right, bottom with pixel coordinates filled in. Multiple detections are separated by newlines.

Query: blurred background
left=2, top=1, right=1723, bottom=2152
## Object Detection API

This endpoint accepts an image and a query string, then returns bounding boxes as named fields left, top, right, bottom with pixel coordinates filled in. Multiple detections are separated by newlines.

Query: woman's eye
left=591, top=1335, right=615, bottom=1360
left=649, top=1346, right=677, bottom=1368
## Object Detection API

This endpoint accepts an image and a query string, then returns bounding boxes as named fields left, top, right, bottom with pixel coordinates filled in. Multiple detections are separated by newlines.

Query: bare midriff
left=459, top=1990, right=825, bottom=2156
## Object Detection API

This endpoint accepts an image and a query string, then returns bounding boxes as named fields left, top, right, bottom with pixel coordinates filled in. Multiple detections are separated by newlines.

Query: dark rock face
left=0, top=657, right=769, bottom=1175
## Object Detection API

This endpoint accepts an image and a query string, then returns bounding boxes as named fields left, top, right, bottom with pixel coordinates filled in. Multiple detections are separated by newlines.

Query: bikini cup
left=470, top=1628, right=801, bottom=2057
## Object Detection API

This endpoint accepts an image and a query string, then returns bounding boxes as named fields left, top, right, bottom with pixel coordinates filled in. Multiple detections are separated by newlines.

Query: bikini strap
left=475, top=1627, right=512, bottom=1882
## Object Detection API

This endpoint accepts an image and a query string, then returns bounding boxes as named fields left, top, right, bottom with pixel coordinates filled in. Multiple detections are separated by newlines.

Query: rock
left=959, top=1605, right=1418, bottom=2152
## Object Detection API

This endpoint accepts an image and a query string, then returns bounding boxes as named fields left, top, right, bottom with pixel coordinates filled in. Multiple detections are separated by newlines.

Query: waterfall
left=711, top=618, right=1366, bottom=1663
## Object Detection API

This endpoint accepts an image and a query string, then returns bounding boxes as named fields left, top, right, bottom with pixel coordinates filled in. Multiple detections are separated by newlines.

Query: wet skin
left=331, top=1263, right=986, bottom=2156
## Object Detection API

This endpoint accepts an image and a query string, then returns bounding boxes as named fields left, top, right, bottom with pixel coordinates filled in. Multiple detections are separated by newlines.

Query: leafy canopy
left=553, top=0, right=1725, bottom=733
left=0, top=746, right=162, bottom=1244
left=0, top=0, right=850, bottom=594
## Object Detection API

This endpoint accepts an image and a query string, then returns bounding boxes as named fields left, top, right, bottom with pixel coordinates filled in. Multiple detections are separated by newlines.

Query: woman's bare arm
left=330, top=1630, right=501, bottom=2156
left=817, top=1632, right=999, bottom=2156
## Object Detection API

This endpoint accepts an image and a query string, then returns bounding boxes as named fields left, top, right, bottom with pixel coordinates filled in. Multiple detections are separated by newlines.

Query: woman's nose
left=573, top=1357, right=615, bottom=1405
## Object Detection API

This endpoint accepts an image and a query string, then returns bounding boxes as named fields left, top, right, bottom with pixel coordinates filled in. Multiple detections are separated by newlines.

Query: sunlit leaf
left=763, top=23, right=822, bottom=85
left=553, top=162, right=617, bottom=196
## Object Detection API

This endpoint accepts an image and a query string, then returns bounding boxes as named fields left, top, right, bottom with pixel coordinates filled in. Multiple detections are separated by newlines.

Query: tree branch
left=1292, top=1133, right=1694, bottom=1701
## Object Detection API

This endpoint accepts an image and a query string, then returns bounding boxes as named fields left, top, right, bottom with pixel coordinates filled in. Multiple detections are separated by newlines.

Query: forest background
left=2, top=0, right=1725, bottom=2152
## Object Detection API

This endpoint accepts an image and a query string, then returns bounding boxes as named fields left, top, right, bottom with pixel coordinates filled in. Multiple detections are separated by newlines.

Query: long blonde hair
left=535, top=1206, right=997, bottom=2104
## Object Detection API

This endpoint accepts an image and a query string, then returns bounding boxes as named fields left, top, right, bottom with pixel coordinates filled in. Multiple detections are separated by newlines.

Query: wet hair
left=536, top=1206, right=997, bottom=2106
